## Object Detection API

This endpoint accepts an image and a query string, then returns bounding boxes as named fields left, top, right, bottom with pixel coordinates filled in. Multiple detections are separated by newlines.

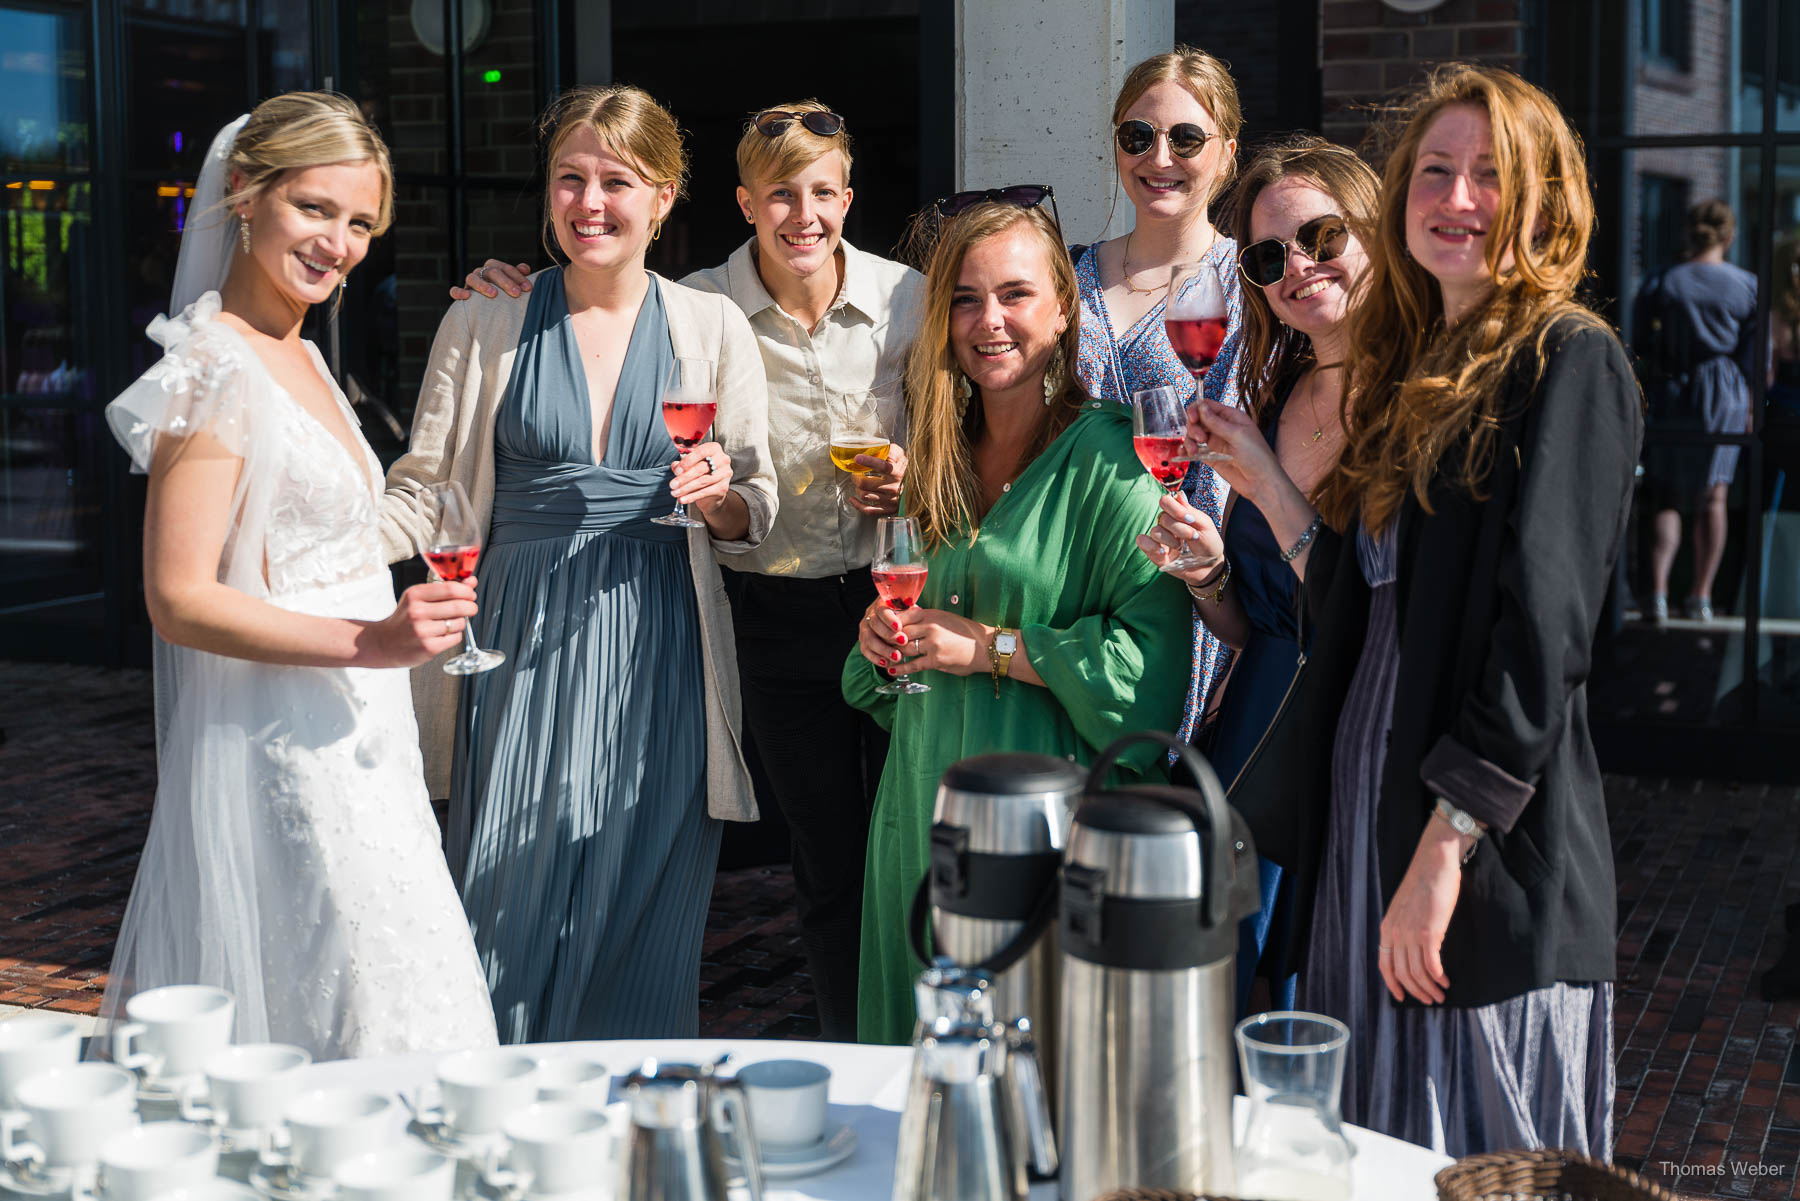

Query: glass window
left=462, top=0, right=539, bottom=180
left=1641, top=0, right=1690, bottom=70
left=1760, top=146, right=1800, bottom=723
left=0, top=406, right=107, bottom=610
left=1743, top=0, right=1800, bottom=132
left=3, top=179, right=91, bottom=401
left=354, top=183, right=451, bottom=429
left=126, top=22, right=249, bottom=176
left=0, top=6, right=89, bottom=172
left=259, top=0, right=312, bottom=95
left=125, top=0, right=245, bottom=23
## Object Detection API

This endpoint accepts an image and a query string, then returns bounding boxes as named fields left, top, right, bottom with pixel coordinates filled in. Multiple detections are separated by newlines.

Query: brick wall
left=1319, top=0, right=1527, bottom=150
left=1175, top=1, right=1286, bottom=141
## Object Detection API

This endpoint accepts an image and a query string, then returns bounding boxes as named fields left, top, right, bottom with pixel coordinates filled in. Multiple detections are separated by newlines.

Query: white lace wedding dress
left=100, top=292, right=497, bottom=1060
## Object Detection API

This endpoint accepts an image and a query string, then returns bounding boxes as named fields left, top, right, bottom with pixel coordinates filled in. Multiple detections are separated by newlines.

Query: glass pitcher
left=1233, top=1011, right=1354, bottom=1201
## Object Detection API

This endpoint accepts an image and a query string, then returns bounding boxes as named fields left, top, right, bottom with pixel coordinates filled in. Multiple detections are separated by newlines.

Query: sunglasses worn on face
left=933, top=184, right=1060, bottom=228
left=1237, top=214, right=1351, bottom=289
left=1115, top=119, right=1212, bottom=159
left=753, top=109, right=846, bottom=138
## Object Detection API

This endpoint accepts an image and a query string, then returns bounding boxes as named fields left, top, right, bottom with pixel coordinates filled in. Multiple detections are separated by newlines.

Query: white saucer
left=470, top=1178, right=609, bottom=1201
left=247, top=1159, right=334, bottom=1200
left=134, top=1071, right=202, bottom=1104
left=406, top=1117, right=507, bottom=1161
left=757, top=1122, right=857, bottom=1180
left=0, top=1158, right=82, bottom=1198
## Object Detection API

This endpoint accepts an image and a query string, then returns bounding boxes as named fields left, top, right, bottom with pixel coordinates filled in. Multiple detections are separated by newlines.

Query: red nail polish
left=897, top=634, right=907, bottom=645
left=890, top=651, right=901, bottom=662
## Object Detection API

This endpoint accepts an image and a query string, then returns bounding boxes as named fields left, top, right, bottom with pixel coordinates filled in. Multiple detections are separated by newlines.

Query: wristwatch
left=988, top=628, right=1019, bottom=698
left=1433, top=797, right=1485, bottom=864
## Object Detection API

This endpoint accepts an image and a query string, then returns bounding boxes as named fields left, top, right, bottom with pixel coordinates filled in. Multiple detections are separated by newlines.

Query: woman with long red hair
left=1230, top=64, right=1640, bottom=1156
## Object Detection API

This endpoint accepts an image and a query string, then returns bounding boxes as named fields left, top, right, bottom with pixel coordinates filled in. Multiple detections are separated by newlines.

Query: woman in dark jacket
left=1224, top=63, right=1641, bottom=1159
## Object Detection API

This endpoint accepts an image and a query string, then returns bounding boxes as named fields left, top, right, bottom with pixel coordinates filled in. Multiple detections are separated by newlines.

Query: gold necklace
left=1304, top=361, right=1344, bottom=443
left=1119, top=227, right=1217, bottom=296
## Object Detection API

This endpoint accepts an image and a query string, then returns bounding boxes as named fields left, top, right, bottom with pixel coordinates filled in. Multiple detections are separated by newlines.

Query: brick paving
left=3, top=660, right=1797, bottom=1197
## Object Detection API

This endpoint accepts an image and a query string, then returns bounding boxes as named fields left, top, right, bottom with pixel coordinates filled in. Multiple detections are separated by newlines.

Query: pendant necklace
left=1306, top=361, right=1344, bottom=443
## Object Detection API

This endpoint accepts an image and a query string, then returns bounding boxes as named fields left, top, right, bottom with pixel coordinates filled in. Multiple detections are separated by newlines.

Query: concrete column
left=955, top=0, right=1174, bottom=245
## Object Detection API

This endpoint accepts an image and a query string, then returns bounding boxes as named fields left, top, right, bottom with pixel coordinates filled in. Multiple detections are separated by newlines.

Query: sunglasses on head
left=1115, top=119, right=1212, bottom=160
left=752, top=109, right=846, bottom=138
left=1237, top=214, right=1351, bottom=289
left=933, top=184, right=1060, bottom=228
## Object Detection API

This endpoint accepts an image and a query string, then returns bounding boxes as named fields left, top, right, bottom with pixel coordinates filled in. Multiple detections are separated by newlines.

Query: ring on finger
left=703, top=454, right=717, bottom=475
left=443, top=619, right=453, bottom=636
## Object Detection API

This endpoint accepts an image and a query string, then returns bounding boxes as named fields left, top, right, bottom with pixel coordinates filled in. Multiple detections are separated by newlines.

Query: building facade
left=3, top=0, right=1797, bottom=777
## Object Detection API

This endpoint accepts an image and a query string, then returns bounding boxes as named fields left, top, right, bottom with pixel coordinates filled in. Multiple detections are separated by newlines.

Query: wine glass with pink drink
left=1131, top=385, right=1209, bottom=575
left=872, top=515, right=930, bottom=696
left=1166, top=262, right=1232, bottom=463
left=424, top=479, right=505, bottom=675
left=652, top=358, right=718, bottom=529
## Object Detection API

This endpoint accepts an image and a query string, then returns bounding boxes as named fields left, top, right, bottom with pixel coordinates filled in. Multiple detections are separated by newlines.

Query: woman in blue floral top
left=1073, top=45, right=1245, bottom=742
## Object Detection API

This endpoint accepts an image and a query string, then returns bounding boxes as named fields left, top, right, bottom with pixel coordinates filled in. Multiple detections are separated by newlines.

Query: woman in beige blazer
left=380, top=85, right=774, bottom=1042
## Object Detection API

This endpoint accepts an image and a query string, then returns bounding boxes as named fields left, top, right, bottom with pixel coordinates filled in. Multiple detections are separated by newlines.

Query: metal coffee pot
left=893, top=1009, right=1024, bottom=1201
left=619, top=1058, right=763, bottom=1201
left=909, top=752, right=1083, bottom=1104
left=911, top=961, right=1057, bottom=1180
left=1056, top=731, right=1261, bottom=1201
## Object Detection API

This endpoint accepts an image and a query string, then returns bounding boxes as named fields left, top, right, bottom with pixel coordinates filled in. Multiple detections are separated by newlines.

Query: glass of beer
left=829, top=391, right=892, bottom=485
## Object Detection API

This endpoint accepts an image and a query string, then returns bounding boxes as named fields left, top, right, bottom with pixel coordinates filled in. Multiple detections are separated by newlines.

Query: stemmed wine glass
left=872, top=515, right=930, bottom=696
left=1131, top=385, right=1208, bottom=575
left=424, top=480, right=504, bottom=676
left=653, top=358, right=718, bottom=529
left=1166, top=261, right=1232, bottom=463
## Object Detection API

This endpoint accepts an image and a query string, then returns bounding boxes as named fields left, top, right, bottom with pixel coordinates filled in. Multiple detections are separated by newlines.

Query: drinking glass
left=1131, top=386, right=1210, bottom=576
left=653, top=358, right=719, bottom=529
left=829, top=391, right=892, bottom=482
left=1234, top=1011, right=1354, bottom=1201
left=872, top=516, right=930, bottom=696
left=424, top=480, right=504, bottom=676
left=1166, top=262, right=1232, bottom=463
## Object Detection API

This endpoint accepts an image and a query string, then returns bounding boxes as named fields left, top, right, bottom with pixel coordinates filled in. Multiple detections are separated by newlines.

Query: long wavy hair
left=905, top=203, right=1083, bottom=551
left=1227, top=135, right=1379, bottom=426
left=1315, top=63, right=1605, bottom=533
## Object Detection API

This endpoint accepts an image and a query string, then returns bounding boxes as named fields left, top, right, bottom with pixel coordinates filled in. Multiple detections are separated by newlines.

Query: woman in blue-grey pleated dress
left=380, top=85, right=775, bottom=1042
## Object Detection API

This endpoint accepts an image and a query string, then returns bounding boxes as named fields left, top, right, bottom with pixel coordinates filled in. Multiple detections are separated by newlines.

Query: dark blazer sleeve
left=1418, top=322, right=1644, bottom=832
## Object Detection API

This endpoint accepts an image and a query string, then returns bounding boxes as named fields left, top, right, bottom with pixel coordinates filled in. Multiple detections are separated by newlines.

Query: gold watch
left=988, top=627, right=1019, bottom=698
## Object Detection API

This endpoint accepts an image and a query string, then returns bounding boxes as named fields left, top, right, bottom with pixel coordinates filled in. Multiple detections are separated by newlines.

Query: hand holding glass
left=424, top=480, right=504, bottom=676
left=829, top=391, right=892, bottom=478
left=1166, top=263, right=1231, bottom=463
left=654, top=358, right=718, bottom=529
left=1131, top=386, right=1210, bottom=575
left=872, top=516, right=930, bottom=696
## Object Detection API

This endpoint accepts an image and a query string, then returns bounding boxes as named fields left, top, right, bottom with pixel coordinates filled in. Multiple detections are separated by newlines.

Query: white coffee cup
left=426, top=1048, right=538, bottom=1136
left=96, top=1122, right=219, bottom=1201
left=274, top=1088, right=395, bottom=1182
left=533, top=1057, right=611, bottom=1105
left=147, top=1183, right=259, bottom=1200
left=113, top=987, right=235, bottom=1083
left=179, top=1044, right=310, bottom=1134
left=486, top=1101, right=622, bottom=1197
left=333, top=1144, right=454, bottom=1201
left=0, top=1063, right=139, bottom=1174
left=735, top=1059, right=830, bottom=1150
left=0, top=1014, right=83, bottom=1111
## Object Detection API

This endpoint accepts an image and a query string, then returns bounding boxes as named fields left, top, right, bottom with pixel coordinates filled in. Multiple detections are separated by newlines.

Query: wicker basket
left=1435, top=1149, right=1678, bottom=1201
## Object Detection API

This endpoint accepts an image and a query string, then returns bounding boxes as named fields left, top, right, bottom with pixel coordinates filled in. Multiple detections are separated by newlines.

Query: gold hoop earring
left=239, top=216, right=252, bottom=255
left=650, top=219, right=663, bottom=243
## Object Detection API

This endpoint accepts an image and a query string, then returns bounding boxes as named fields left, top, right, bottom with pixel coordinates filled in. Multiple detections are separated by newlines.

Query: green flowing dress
left=843, top=403, right=1194, bottom=1044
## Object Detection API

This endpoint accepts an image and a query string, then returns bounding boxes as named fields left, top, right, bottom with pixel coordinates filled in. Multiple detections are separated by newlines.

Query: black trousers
left=721, top=566, right=888, bottom=1041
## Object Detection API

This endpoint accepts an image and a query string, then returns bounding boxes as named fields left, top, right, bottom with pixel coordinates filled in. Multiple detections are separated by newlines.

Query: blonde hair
left=905, top=203, right=1083, bottom=551
left=1317, top=62, right=1608, bottom=534
left=1227, top=135, right=1380, bottom=424
left=537, top=85, right=688, bottom=260
left=735, top=100, right=852, bottom=189
left=1112, top=45, right=1243, bottom=206
left=225, top=91, right=394, bottom=235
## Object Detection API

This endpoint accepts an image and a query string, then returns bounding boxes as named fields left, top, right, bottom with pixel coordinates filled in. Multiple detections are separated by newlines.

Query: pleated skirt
left=1299, top=568, right=1615, bottom=1159
left=450, top=527, right=720, bottom=1043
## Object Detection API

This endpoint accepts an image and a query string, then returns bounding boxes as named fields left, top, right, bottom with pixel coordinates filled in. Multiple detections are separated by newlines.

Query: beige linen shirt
left=379, top=271, right=776, bottom=820
left=681, top=238, right=923, bottom=578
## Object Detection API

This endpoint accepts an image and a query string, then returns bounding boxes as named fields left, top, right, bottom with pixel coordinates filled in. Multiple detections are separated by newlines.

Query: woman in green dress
left=844, top=199, right=1193, bottom=1044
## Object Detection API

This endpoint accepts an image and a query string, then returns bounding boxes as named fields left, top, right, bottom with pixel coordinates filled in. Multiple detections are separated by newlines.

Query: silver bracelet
left=1281, top=512, right=1324, bottom=563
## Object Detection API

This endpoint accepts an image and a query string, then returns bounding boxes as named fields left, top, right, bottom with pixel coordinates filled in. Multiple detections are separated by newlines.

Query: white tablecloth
left=304, top=1038, right=1451, bottom=1201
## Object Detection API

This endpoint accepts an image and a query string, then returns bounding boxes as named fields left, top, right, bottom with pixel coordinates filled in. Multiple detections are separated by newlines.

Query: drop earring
left=239, top=216, right=252, bottom=255
left=955, top=373, right=972, bottom=420
left=1043, top=344, right=1066, bottom=405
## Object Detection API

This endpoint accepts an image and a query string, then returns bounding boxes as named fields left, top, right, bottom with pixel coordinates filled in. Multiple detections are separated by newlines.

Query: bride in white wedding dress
left=99, top=93, right=497, bottom=1059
